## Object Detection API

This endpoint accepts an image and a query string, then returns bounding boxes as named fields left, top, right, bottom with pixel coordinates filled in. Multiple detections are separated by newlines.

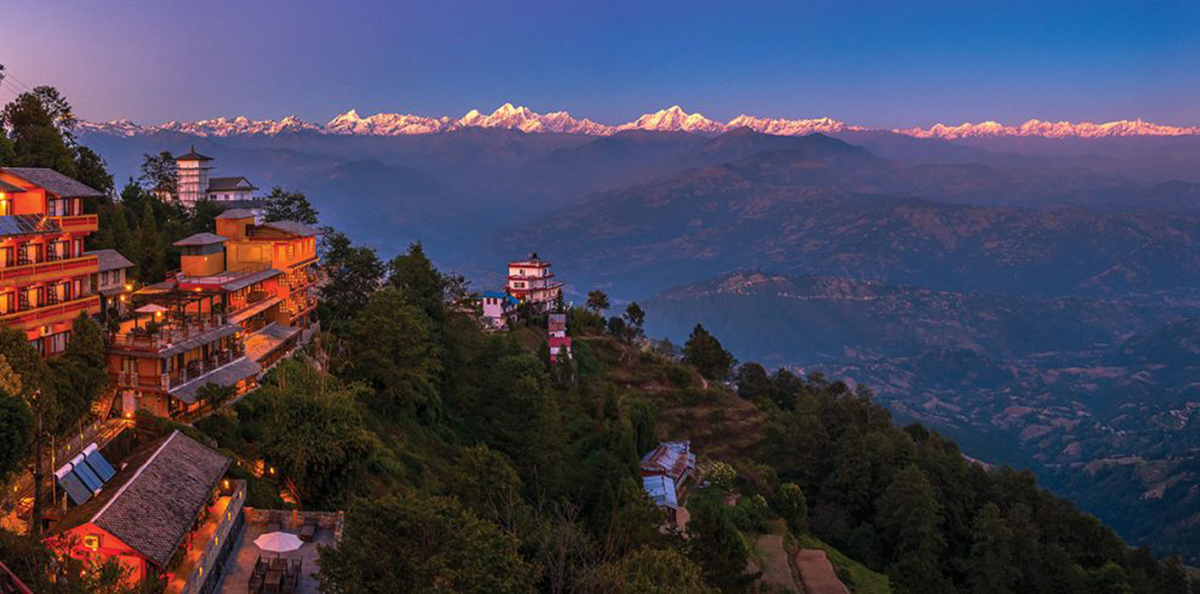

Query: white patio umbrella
left=254, top=531, right=303, bottom=558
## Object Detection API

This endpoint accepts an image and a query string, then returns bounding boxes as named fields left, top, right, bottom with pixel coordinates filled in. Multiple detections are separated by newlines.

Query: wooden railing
left=0, top=254, right=97, bottom=283
left=165, top=345, right=245, bottom=389
left=48, top=214, right=98, bottom=234
left=109, top=315, right=230, bottom=352
left=0, top=294, right=98, bottom=328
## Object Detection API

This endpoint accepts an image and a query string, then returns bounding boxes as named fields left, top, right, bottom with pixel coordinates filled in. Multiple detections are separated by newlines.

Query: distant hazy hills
left=642, top=270, right=1181, bottom=365
left=509, top=131, right=1200, bottom=301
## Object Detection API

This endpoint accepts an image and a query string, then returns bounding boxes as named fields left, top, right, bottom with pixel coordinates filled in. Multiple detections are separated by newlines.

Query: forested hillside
left=182, top=242, right=1194, bottom=593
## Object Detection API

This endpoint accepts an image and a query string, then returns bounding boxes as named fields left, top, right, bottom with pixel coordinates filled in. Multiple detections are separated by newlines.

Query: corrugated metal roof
left=642, top=475, right=678, bottom=509
left=2, top=167, right=104, bottom=197
left=170, top=357, right=261, bottom=403
left=641, top=441, right=696, bottom=483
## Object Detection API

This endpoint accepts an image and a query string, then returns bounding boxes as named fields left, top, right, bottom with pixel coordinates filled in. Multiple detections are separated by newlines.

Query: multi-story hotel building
left=105, top=209, right=319, bottom=419
left=506, top=253, right=562, bottom=313
left=0, top=168, right=102, bottom=356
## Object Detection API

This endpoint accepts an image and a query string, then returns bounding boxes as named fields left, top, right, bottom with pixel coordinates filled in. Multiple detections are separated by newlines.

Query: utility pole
left=30, top=389, right=43, bottom=538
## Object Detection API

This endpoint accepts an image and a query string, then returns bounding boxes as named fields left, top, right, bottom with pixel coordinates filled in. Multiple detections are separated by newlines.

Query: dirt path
left=795, top=549, right=850, bottom=594
left=754, top=534, right=801, bottom=592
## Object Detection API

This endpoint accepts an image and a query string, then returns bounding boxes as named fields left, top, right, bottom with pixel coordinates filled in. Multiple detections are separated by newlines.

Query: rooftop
left=86, top=249, right=135, bottom=272
left=170, top=357, right=261, bottom=403
left=173, top=232, right=227, bottom=246
left=257, top=220, right=319, bottom=237
left=175, top=146, right=213, bottom=162
left=641, top=441, right=696, bottom=483
left=48, top=431, right=231, bottom=567
left=206, top=176, right=257, bottom=192
left=0, top=179, right=26, bottom=194
left=1, top=167, right=104, bottom=198
left=216, top=208, right=258, bottom=220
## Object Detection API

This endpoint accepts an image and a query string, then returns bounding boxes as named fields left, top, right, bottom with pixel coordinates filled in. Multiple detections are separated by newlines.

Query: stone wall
left=244, top=508, right=344, bottom=542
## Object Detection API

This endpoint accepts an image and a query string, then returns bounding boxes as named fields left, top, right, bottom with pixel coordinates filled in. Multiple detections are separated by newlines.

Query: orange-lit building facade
left=104, top=210, right=318, bottom=419
left=0, top=168, right=102, bottom=356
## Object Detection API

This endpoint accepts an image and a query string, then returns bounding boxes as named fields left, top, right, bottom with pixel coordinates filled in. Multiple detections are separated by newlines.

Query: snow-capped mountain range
left=77, top=104, right=1200, bottom=140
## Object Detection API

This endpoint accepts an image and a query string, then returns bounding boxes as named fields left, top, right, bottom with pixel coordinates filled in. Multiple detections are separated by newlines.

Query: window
left=49, top=331, right=69, bottom=354
left=31, top=338, right=44, bottom=356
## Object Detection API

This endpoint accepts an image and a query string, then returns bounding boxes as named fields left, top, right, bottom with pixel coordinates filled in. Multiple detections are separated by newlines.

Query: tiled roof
left=86, top=249, right=135, bottom=272
left=1, top=168, right=103, bottom=197
left=215, top=208, right=258, bottom=220
left=49, top=431, right=230, bottom=567
left=260, top=220, right=319, bottom=237
left=206, top=176, right=257, bottom=192
left=173, top=232, right=227, bottom=246
left=175, top=146, right=212, bottom=161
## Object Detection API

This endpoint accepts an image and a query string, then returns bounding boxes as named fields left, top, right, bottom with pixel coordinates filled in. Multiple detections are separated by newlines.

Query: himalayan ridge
left=78, top=103, right=1200, bottom=139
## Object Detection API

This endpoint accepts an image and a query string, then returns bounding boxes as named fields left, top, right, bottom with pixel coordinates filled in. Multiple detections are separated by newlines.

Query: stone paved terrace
left=217, top=510, right=341, bottom=594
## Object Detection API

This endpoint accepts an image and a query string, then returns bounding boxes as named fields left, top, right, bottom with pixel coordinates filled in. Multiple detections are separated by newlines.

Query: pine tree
left=687, top=498, right=753, bottom=591
left=682, top=324, right=736, bottom=380
left=876, top=464, right=951, bottom=594
left=967, top=503, right=1017, bottom=594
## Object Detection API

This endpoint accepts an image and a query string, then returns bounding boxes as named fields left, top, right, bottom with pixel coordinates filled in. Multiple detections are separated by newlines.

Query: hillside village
left=1, top=85, right=1197, bottom=594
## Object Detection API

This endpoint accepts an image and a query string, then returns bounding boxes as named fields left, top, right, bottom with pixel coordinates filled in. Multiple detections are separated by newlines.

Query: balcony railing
left=0, top=254, right=97, bottom=284
left=48, top=214, right=99, bottom=234
left=165, top=344, right=246, bottom=389
left=0, top=294, right=99, bottom=329
left=109, top=315, right=232, bottom=353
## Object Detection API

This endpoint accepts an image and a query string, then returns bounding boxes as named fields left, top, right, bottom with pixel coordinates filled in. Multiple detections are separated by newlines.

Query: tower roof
left=175, top=145, right=213, bottom=162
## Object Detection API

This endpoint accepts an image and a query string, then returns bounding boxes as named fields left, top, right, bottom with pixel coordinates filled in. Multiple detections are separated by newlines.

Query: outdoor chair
left=299, top=523, right=315, bottom=542
left=248, top=574, right=262, bottom=593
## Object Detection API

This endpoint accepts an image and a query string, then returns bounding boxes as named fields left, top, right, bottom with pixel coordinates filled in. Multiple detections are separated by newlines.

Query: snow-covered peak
left=618, top=105, right=726, bottom=133
left=895, top=118, right=1200, bottom=139
left=77, top=108, right=1200, bottom=140
left=726, top=115, right=863, bottom=136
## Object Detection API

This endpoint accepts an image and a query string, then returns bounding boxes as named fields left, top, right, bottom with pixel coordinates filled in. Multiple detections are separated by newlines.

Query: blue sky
left=3, top=0, right=1197, bottom=127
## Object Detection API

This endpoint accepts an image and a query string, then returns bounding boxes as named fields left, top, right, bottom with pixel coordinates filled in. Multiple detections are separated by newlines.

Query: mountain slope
left=504, top=144, right=1200, bottom=299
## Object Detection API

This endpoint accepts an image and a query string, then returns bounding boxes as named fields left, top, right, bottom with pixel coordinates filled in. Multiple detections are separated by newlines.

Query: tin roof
left=642, top=475, right=678, bottom=509
left=0, top=214, right=61, bottom=238
left=640, top=441, right=696, bottom=483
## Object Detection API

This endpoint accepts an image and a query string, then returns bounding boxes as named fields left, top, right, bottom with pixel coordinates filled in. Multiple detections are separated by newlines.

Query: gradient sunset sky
left=4, top=0, right=1197, bottom=127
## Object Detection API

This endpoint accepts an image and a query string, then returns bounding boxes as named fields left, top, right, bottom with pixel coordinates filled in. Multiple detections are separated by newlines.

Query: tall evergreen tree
left=262, top=186, right=319, bottom=225
left=682, top=324, right=736, bottom=381
left=687, top=498, right=754, bottom=592
left=387, top=242, right=448, bottom=323
left=876, top=464, right=951, bottom=594
left=967, top=503, right=1017, bottom=594
left=318, top=229, right=385, bottom=325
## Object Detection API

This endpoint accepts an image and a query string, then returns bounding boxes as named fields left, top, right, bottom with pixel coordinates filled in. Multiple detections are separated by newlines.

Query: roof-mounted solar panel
left=69, top=454, right=104, bottom=493
left=82, top=443, right=116, bottom=482
left=55, top=466, right=92, bottom=506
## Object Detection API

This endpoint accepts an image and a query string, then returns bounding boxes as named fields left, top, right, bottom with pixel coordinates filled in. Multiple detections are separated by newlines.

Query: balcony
left=164, top=343, right=247, bottom=389
left=0, top=253, right=97, bottom=285
left=48, top=214, right=98, bottom=234
left=108, top=314, right=236, bottom=354
left=0, top=294, right=99, bottom=329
